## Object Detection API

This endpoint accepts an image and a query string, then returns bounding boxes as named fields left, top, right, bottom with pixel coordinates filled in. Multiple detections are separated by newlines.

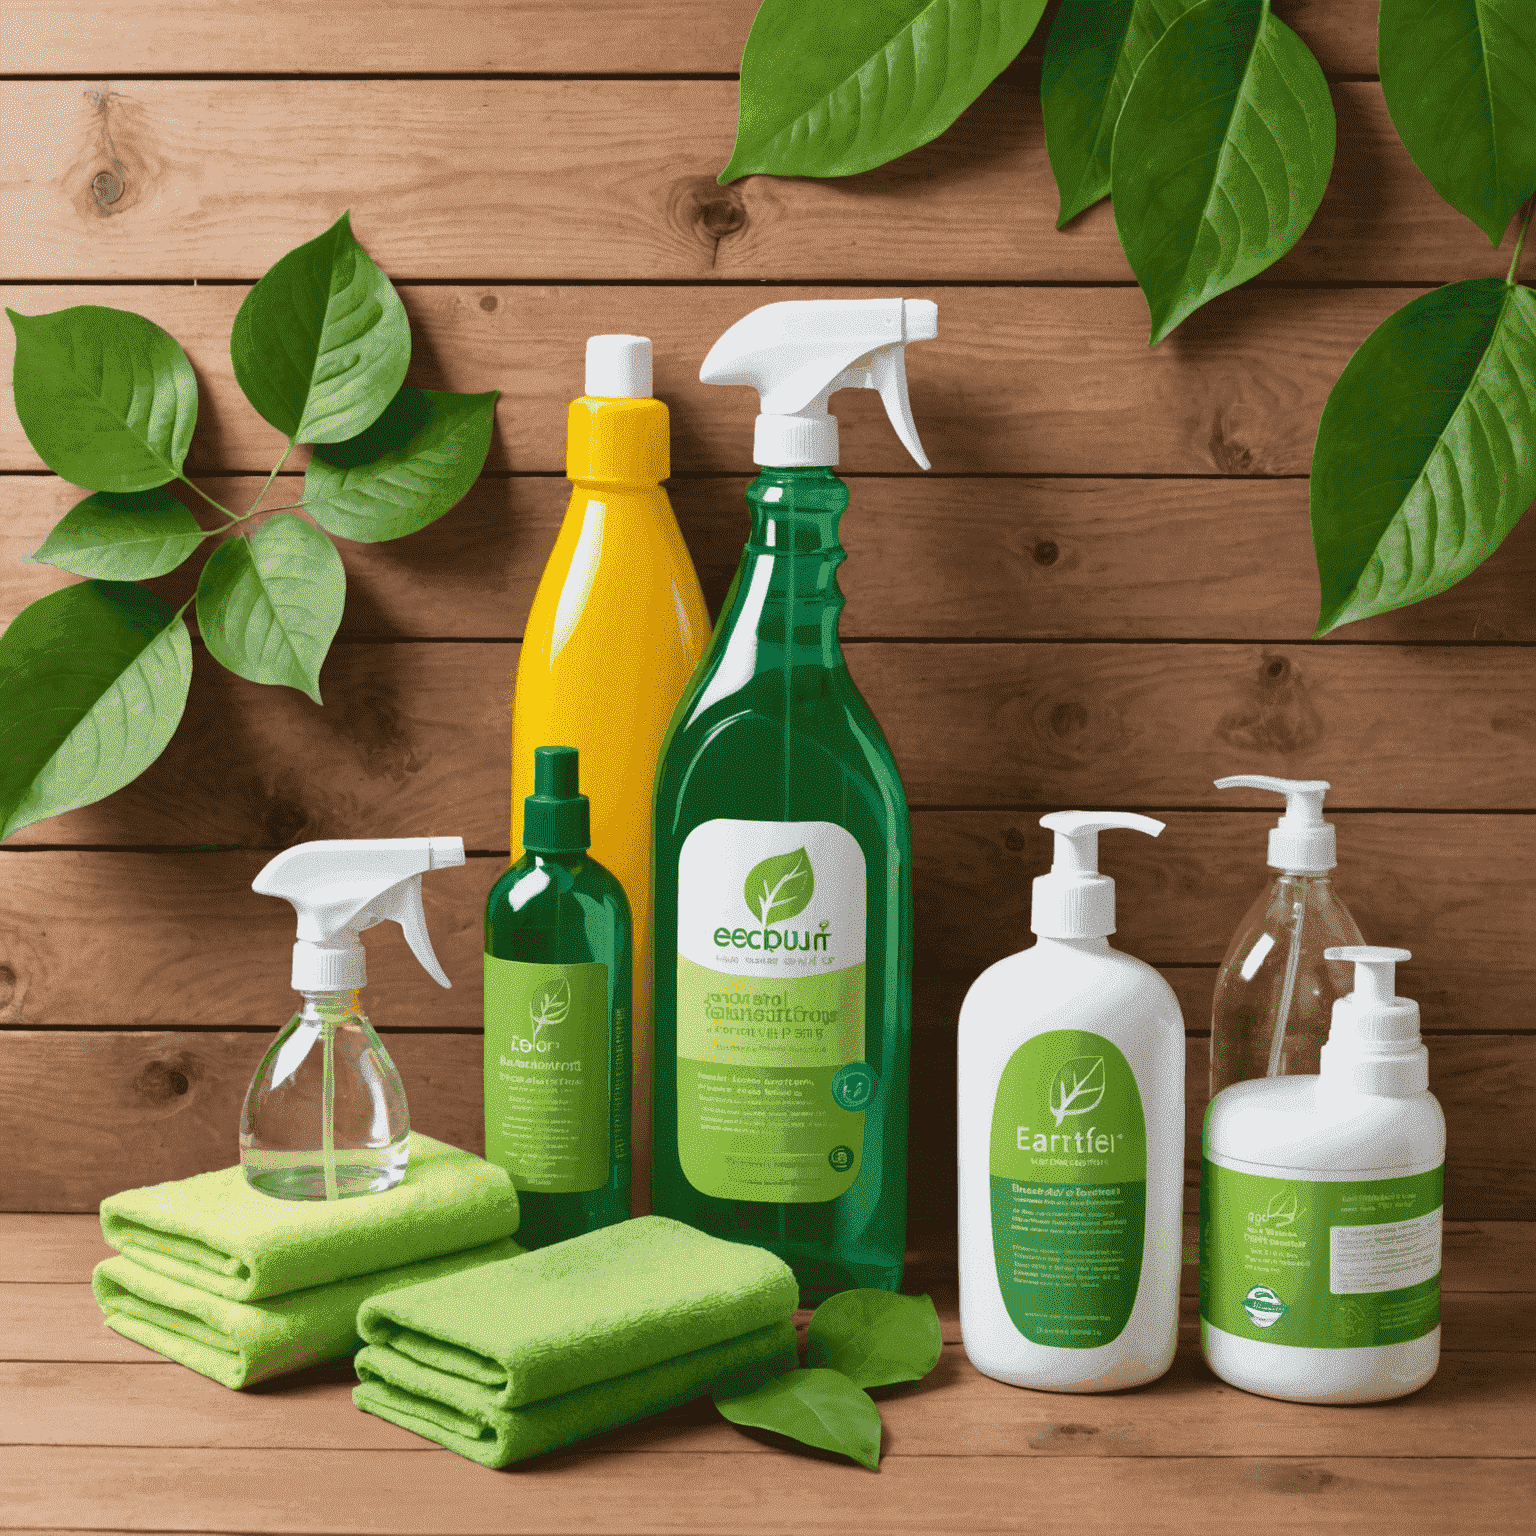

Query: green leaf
left=1110, top=0, right=1336, bottom=344
left=304, top=388, right=497, bottom=542
left=195, top=514, right=345, bottom=701
left=531, top=978, right=570, bottom=1035
left=1311, top=278, right=1536, bottom=634
left=1041, top=0, right=1203, bottom=227
left=230, top=212, right=410, bottom=444
left=743, top=846, right=815, bottom=926
left=1380, top=0, right=1536, bottom=245
left=1049, top=1055, right=1106, bottom=1126
left=719, top=0, right=1047, bottom=184
left=805, top=1290, right=943, bottom=1389
left=7, top=306, right=197, bottom=492
left=714, top=1369, right=882, bottom=1469
left=29, top=488, right=205, bottom=580
left=0, top=582, right=192, bottom=840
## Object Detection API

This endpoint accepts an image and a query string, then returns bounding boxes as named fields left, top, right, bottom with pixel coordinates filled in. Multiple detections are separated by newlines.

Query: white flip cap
left=1031, top=811, right=1165, bottom=938
left=1320, top=946, right=1427, bottom=1096
left=585, top=334, right=652, bottom=398
left=1215, top=775, right=1336, bottom=873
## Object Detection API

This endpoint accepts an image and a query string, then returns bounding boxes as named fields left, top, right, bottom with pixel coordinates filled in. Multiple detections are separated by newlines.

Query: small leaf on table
left=1379, top=0, right=1536, bottom=245
left=1042, top=0, right=1203, bottom=227
left=0, top=581, right=192, bottom=840
left=719, top=0, right=1048, bottom=184
left=714, top=1368, right=882, bottom=1470
left=304, top=388, right=498, bottom=542
left=1310, top=277, right=1536, bottom=635
left=30, top=488, right=205, bottom=580
left=1110, top=0, right=1335, bottom=344
left=231, top=211, right=410, bottom=444
left=806, top=1290, right=943, bottom=1388
left=195, top=514, right=345, bottom=702
left=7, top=306, right=197, bottom=492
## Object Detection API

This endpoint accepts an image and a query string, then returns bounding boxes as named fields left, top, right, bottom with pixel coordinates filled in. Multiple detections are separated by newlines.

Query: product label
left=484, top=958, right=613, bottom=1194
left=988, top=1031, right=1146, bottom=1348
left=1199, top=1159, right=1443, bottom=1348
left=676, top=819, right=867, bottom=1203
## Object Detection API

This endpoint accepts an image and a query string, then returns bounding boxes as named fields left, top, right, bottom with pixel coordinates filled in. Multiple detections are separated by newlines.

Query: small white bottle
left=958, top=812, right=1185, bottom=1392
left=1202, top=947, right=1444, bottom=1404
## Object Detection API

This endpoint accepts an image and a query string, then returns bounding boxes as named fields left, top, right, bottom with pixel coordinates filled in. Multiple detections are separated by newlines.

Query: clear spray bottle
left=1209, top=778, right=1362, bottom=1096
left=242, top=837, right=465, bottom=1200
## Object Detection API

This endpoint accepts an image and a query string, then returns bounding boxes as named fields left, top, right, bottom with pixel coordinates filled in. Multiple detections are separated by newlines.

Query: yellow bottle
left=510, top=335, right=709, bottom=1212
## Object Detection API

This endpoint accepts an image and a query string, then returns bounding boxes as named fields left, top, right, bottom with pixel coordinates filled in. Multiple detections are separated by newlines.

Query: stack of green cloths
left=93, top=1134, right=522, bottom=1389
left=352, top=1215, right=800, bottom=1466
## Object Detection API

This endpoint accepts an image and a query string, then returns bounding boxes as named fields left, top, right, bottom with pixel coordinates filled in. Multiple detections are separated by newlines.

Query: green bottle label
left=675, top=819, right=867, bottom=1203
left=988, top=1030, right=1146, bottom=1348
left=1200, top=1159, right=1442, bottom=1348
left=484, top=957, right=611, bottom=1194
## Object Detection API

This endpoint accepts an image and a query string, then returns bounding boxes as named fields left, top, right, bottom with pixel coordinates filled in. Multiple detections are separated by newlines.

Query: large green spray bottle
left=652, top=298, right=937, bottom=1302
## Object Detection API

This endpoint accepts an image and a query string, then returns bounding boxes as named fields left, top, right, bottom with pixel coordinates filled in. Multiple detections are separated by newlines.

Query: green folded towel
left=356, top=1215, right=800, bottom=1409
left=354, top=1320, right=798, bottom=1467
left=99, top=1134, right=520, bottom=1301
left=93, top=1238, right=522, bottom=1390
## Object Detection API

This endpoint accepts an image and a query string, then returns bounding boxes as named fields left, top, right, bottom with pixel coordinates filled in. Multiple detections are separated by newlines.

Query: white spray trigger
left=1215, top=775, right=1336, bottom=872
left=1032, top=811, right=1164, bottom=939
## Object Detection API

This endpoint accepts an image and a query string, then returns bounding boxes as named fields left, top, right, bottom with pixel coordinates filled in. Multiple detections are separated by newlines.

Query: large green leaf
left=1042, top=0, right=1202, bottom=227
left=714, top=1369, right=882, bottom=1469
left=7, top=306, right=197, bottom=492
left=304, top=388, right=497, bottom=542
left=805, top=1290, right=943, bottom=1389
left=1311, top=278, right=1536, bottom=634
left=1111, top=0, right=1335, bottom=344
left=29, top=488, right=205, bottom=580
left=230, top=212, right=410, bottom=444
left=195, top=514, right=345, bottom=701
left=719, top=0, right=1047, bottom=184
left=1380, top=0, right=1536, bottom=245
left=0, top=582, right=192, bottom=840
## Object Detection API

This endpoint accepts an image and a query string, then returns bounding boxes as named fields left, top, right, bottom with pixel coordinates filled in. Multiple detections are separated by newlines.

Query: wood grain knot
left=1265, top=656, right=1289, bottom=680
left=1027, top=1422, right=1100, bottom=1449
left=1050, top=701, right=1088, bottom=738
left=1004, top=828, right=1025, bottom=853
left=479, top=295, right=498, bottom=312
left=1032, top=540, right=1059, bottom=567
left=0, top=965, right=14, bottom=1009
left=92, top=170, right=124, bottom=206
left=674, top=178, right=748, bottom=256
left=1243, top=1464, right=1338, bottom=1496
left=136, top=1059, right=192, bottom=1102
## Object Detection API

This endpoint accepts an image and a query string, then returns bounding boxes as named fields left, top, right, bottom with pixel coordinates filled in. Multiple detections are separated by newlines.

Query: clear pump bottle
left=1210, top=777, right=1363, bottom=1097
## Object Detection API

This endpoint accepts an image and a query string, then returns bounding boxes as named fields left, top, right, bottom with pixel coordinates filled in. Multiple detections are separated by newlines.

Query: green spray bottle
left=651, top=298, right=937, bottom=1302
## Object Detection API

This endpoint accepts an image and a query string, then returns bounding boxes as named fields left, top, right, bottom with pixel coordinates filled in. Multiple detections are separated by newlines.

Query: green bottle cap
left=522, top=745, right=590, bottom=854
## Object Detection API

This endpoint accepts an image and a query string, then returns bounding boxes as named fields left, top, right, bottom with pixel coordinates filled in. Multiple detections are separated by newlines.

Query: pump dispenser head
left=1031, top=811, right=1165, bottom=938
left=253, top=837, right=465, bottom=993
left=522, top=745, right=591, bottom=855
left=585, top=334, right=652, bottom=399
left=699, top=297, right=938, bottom=469
left=1320, top=946, right=1427, bottom=1095
left=1215, top=775, right=1335, bottom=872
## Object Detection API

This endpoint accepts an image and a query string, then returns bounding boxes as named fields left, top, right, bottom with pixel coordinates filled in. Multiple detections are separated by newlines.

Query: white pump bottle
left=242, top=837, right=465, bottom=1201
left=1210, top=775, right=1364, bottom=1096
left=958, top=812, right=1185, bottom=1392
left=1202, top=946, right=1444, bottom=1403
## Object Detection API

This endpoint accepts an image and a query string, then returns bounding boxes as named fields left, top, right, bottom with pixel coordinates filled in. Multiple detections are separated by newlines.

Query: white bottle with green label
left=1202, top=947, right=1444, bottom=1404
left=958, top=812, right=1185, bottom=1393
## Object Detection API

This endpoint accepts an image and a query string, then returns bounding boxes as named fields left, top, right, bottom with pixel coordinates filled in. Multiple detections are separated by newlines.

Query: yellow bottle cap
left=566, top=396, right=670, bottom=485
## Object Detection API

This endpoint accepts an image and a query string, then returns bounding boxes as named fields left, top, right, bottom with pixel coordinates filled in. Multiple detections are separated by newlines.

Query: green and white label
left=988, top=1031, right=1146, bottom=1349
left=1200, top=1159, right=1442, bottom=1348
left=676, top=819, right=867, bottom=1203
left=484, top=957, right=612, bottom=1194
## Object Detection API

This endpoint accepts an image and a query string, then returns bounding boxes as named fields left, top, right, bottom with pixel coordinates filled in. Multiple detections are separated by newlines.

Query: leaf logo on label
left=530, top=977, right=571, bottom=1038
left=743, top=846, right=815, bottom=926
left=1048, top=1055, right=1106, bottom=1126
left=1257, top=1190, right=1299, bottom=1229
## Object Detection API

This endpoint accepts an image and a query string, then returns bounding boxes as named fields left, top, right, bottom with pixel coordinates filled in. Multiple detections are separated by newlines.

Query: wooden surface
left=4, top=0, right=1535, bottom=1526
left=3, top=1215, right=1532, bottom=1533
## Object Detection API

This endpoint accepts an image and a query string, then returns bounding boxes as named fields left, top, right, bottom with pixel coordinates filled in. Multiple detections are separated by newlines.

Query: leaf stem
left=1507, top=197, right=1534, bottom=286
left=245, top=440, right=298, bottom=520
left=177, top=476, right=239, bottom=522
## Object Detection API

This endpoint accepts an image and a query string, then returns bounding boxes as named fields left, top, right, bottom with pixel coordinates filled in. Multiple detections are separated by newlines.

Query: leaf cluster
left=2, top=213, right=497, bottom=840
left=713, top=1289, right=943, bottom=1470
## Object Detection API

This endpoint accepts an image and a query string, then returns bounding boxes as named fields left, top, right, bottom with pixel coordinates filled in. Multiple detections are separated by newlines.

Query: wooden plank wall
left=2, top=0, right=1532, bottom=1240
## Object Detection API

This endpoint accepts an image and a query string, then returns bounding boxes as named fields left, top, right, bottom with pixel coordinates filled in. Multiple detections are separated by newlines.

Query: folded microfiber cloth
left=351, top=1215, right=801, bottom=1465
left=99, top=1134, right=520, bottom=1301
left=93, top=1237, right=522, bottom=1390
left=355, top=1214, right=800, bottom=1410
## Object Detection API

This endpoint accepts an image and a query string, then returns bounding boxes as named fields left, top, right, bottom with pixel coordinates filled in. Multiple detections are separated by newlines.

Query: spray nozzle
left=1320, top=946, right=1426, bottom=1095
left=699, top=297, right=938, bottom=470
left=254, top=837, right=466, bottom=992
left=1031, top=811, right=1165, bottom=939
left=1215, top=774, right=1336, bottom=872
